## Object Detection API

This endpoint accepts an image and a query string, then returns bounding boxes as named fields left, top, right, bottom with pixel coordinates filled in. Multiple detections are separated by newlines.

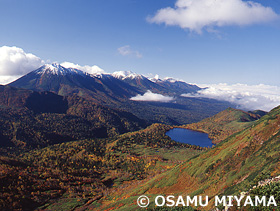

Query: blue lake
left=166, top=128, right=214, bottom=148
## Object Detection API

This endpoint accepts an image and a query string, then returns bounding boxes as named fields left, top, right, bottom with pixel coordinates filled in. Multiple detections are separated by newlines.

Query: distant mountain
left=0, top=85, right=147, bottom=149
left=112, top=70, right=200, bottom=95
left=10, top=64, right=200, bottom=99
left=152, top=76, right=201, bottom=94
left=183, top=107, right=267, bottom=144
left=112, top=71, right=164, bottom=92
left=8, top=63, right=234, bottom=124
left=9, top=63, right=142, bottom=104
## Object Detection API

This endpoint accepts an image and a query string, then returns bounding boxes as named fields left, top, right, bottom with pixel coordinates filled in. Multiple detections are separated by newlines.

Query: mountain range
left=9, top=63, right=201, bottom=98
left=8, top=63, right=233, bottom=125
left=0, top=63, right=236, bottom=149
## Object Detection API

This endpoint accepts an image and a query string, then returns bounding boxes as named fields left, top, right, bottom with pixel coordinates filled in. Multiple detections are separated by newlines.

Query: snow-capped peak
left=149, top=75, right=185, bottom=83
left=163, top=77, right=177, bottom=83
left=112, top=71, right=143, bottom=80
left=150, top=74, right=163, bottom=82
left=43, top=63, right=62, bottom=71
left=35, top=63, right=86, bottom=76
left=154, top=74, right=160, bottom=80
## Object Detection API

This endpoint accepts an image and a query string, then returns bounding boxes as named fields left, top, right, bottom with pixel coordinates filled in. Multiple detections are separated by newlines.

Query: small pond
left=166, top=128, right=214, bottom=148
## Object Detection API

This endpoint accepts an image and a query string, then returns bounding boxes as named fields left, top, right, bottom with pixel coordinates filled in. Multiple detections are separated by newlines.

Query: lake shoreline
left=166, top=127, right=215, bottom=148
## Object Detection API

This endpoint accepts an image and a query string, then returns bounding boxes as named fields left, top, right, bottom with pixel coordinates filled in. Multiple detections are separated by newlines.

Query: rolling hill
left=0, top=85, right=147, bottom=149
left=182, top=107, right=267, bottom=144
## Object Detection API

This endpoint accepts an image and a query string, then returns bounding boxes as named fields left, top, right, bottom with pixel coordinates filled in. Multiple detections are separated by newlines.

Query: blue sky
left=0, top=0, right=280, bottom=85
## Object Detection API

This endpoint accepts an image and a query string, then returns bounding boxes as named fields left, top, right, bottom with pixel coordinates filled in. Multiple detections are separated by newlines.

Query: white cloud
left=130, top=90, right=174, bottom=102
left=148, top=0, right=279, bottom=33
left=118, top=45, right=142, bottom=58
left=0, top=46, right=44, bottom=84
left=0, top=76, right=23, bottom=85
left=182, top=83, right=280, bottom=111
left=61, top=62, right=105, bottom=75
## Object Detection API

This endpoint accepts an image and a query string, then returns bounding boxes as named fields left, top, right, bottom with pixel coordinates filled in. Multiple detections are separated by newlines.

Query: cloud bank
left=0, top=46, right=44, bottom=84
left=118, top=45, right=142, bottom=58
left=182, top=83, right=280, bottom=111
left=148, top=0, right=279, bottom=33
left=61, top=62, right=105, bottom=75
left=130, top=90, right=174, bottom=102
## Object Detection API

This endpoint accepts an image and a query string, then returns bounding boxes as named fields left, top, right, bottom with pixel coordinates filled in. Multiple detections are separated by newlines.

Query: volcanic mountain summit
left=9, top=63, right=143, bottom=103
